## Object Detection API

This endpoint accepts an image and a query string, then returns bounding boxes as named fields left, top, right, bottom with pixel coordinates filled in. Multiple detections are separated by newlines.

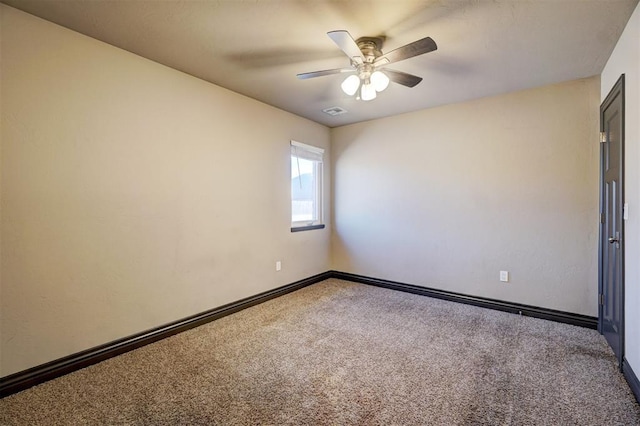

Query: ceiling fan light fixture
left=341, top=75, right=360, bottom=96
left=360, top=81, right=377, bottom=101
left=371, top=71, right=390, bottom=92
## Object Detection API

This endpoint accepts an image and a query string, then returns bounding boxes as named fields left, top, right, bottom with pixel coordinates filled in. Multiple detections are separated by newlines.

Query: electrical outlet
left=500, top=271, right=509, bottom=282
left=276, top=261, right=281, bottom=272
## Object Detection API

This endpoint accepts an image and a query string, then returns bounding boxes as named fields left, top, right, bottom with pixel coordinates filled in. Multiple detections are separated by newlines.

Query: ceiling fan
left=297, top=30, right=437, bottom=101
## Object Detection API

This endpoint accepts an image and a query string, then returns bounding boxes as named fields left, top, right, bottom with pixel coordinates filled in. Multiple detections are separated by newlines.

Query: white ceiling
left=3, top=0, right=638, bottom=127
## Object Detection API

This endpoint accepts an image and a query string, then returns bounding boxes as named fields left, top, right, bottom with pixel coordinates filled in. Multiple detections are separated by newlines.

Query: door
left=599, top=74, right=624, bottom=368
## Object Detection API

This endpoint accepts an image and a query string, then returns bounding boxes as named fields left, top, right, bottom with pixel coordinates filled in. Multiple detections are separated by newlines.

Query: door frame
left=598, top=73, right=625, bottom=369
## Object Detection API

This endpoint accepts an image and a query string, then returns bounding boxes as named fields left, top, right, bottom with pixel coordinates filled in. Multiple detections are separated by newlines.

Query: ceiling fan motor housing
left=354, top=37, right=385, bottom=80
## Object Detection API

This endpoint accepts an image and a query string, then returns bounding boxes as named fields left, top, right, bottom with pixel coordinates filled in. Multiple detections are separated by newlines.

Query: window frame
left=290, top=140, right=325, bottom=232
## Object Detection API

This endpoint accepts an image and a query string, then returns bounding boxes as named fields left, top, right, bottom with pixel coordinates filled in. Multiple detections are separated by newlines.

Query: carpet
left=1, top=279, right=638, bottom=425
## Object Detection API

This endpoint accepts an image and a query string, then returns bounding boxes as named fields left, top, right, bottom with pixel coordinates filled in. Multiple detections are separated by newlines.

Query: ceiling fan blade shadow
left=382, top=1, right=479, bottom=39
left=385, top=69, right=423, bottom=88
left=225, top=48, right=343, bottom=69
left=327, top=30, right=364, bottom=63
left=374, top=37, right=437, bottom=66
left=426, top=56, right=473, bottom=76
left=313, top=85, right=351, bottom=104
left=297, top=68, right=354, bottom=80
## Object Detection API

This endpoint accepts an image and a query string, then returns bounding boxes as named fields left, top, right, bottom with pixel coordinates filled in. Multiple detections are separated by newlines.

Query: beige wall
left=601, top=2, right=640, bottom=374
left=331, top=77, right=600, bottom=316
left=0, top=5, right=330, bottom=377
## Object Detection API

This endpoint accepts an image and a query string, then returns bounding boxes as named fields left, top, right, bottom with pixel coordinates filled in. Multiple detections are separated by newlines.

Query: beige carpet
left=1, top=278, right=639, bottom=425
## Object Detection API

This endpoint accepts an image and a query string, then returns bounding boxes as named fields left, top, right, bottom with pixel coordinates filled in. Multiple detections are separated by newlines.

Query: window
left=291, top=141, right=324, bottom=231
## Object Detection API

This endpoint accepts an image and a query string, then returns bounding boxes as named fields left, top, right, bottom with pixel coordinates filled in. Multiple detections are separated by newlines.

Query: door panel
left=599, top=75, right=624, bottom=368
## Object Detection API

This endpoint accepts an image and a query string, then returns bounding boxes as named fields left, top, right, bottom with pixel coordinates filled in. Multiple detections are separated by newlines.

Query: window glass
left=291, top=156, right=317, bottom=222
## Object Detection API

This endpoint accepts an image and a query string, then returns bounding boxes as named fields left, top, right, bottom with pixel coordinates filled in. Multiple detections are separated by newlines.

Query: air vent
left=322, top=106, right=348, bottom=116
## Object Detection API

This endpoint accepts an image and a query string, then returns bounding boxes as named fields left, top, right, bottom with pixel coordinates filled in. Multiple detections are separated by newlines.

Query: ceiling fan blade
left=385, top=69, right=423, bottom=88
left=296, top=68, right=354, bottom=80
left=327, top=30, right=364, bottom=63
left=374, top=37, right=437, bottom=66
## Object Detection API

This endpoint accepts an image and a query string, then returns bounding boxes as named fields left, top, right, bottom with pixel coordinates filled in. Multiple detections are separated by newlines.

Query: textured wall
left=601, top=2, right=640, bottom=376
left=0, top=6, right=330, bottom=377
left=331, top=77, right=600, bottom=316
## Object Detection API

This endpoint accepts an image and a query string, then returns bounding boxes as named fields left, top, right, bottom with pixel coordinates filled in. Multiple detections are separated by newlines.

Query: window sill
left=291, top=224, right=325, bottom=233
